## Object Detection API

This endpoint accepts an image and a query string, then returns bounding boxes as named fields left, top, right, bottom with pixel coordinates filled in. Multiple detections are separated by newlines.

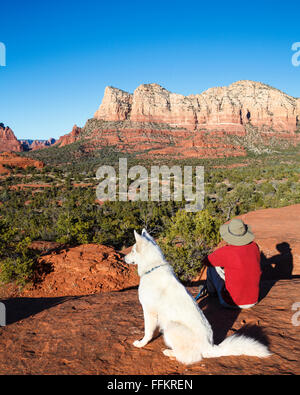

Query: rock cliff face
left=0, top=123, right=23, bottom=152
left=94, top=80, right=300, bottom=134
left=53, top=118, right=247, bottom=159
left=54, top=125, right=82, bottom=147
left=52, top=80, right=300, bottom=159
left=88, top=121, right=247, bottom=158
left=94, top=86, right=133, bottom=121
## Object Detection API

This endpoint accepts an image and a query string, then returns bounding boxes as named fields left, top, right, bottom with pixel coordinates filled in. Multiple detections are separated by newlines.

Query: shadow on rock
left=1, top=296, right=81, bottom=325
left=197, top=296, right=241, bottom=345
left=197, top=296, right=271, bottom=351
left=260, top=242, right=300, bottom=300
left=233, top=324, right=270, bottom=348
left=261, top=242, right=293, bottom=280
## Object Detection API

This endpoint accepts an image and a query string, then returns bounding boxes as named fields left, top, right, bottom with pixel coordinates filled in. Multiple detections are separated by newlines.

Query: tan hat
left=220, top=218, right=254, bottom=246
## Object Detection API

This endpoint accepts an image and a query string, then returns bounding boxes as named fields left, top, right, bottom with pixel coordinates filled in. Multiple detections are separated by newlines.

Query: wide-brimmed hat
left=220, top=218, right=254, bottom=246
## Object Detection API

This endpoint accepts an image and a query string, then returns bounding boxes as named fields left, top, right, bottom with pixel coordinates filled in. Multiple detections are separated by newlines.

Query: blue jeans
left=206, top=266, right=256, bottom=309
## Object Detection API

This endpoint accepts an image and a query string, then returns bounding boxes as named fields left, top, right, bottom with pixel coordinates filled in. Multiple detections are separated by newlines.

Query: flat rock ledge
left=0, top=278, right=299, bottom=375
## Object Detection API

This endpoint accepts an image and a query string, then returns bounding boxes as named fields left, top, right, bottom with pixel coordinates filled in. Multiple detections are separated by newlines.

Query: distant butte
left=3, top=81, right=300, bottom=159
left=94, top=81, right=300, bottom=133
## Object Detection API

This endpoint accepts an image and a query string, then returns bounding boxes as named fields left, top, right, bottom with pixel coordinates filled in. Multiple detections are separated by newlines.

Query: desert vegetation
left=1, top=142, right=300, bottom=285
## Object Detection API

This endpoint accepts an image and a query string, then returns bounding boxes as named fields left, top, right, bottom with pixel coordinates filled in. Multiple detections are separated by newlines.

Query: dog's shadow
left=197, top=296, right=269, bottom=348
left=197, top=296, right=241, bottom=345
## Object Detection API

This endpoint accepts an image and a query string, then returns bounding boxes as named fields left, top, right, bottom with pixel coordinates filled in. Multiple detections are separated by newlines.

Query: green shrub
left=56, top=212, right=94, bottom=245
left=0, top=220, right=38, bottom=286
left=158, top=209, right=221, bottom=281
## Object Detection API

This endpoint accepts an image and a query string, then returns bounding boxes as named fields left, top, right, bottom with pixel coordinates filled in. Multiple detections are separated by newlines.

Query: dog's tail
left=202, top=334, right=271, bottom=359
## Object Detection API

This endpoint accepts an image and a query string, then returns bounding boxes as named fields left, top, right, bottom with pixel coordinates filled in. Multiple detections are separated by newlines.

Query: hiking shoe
left=195, top=285, right=208, bottom=301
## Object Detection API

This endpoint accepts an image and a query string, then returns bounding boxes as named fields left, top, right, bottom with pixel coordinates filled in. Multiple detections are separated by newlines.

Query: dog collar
left=143, top=264, right=167, bottom=276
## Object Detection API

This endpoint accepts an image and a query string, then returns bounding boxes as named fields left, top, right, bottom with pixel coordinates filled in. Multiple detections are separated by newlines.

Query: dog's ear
left=134, top=230, right=142, bottom=243
left=134, top=230, right=144, bottom=253
left=141, top=228, right=148, bottom=238
left=142, top=228, right=156, bottom=245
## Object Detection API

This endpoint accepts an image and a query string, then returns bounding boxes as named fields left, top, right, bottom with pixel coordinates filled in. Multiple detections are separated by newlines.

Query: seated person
left=203, top=218, right=261, bottom=309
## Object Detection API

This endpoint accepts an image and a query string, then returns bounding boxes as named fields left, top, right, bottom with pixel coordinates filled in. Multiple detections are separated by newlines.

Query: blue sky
left=0, top=0, right=300, bottom=140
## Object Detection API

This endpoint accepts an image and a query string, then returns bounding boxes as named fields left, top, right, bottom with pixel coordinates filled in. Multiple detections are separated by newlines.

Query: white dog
left=125, top=229, right=271, bottom=364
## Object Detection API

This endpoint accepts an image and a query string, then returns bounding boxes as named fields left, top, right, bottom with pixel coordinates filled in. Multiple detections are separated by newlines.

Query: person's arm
left=204, top=246, right=228, bottom=268
left=202, top=256, right=212, bottom=267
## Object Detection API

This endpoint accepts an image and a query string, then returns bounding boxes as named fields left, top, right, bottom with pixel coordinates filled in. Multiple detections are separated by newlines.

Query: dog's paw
left=163, top=348, right=175, bottom=358
left=133, top=340, right=145, bottom=348
left=163, top=349, right=176, bottom=361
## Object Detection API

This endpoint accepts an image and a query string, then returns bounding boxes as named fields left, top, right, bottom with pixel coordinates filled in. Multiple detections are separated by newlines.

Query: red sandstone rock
left=54, top=125, right=82, bottom=147
left=55, top=121, right=247, bottom=159
left=94, top=81, right=300, bottom=133
left=52, top=80, right=300, bottom=160
left=94, top=86, right=133, bottom=121
left=0, top=123, right=23, bottom=152
left=0, top=205, right=300, bottom=374
left=0, top=152, right=44, bottom=174
left=21, top=244, right=139, bottom=297
left=0, top=279, right=299, bottom=374
left=53, top=80, right=298, bottom=159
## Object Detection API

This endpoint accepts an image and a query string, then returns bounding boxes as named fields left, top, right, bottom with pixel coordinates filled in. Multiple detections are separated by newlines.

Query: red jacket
left=206, top=242, right=261, bottom=306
